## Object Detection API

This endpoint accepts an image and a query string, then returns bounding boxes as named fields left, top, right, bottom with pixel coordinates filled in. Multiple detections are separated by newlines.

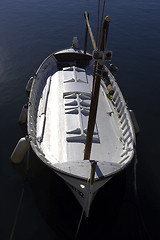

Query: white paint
left=27, top=48, right=136, bottom=217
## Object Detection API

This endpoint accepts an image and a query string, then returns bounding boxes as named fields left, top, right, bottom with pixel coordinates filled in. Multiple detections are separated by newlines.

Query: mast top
left=105, top=16, right=110, bottom=22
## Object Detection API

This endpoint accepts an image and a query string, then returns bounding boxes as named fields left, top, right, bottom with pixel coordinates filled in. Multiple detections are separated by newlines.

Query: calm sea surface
left=0, top=0, right=160, bottom=239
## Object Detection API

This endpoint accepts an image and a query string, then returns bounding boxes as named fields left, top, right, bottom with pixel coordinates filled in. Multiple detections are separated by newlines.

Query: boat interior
left=27, top=50, right=135, bottom=180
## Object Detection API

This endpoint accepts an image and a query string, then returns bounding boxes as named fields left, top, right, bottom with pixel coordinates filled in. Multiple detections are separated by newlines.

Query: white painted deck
left=36, top=64, right=126, bottom=172
left=27, top=50, right=135, bottom=216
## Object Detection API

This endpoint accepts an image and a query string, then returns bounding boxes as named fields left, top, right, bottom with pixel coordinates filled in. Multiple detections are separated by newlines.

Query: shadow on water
left=12, top=119, right=148, bottom=240
left=22, top=148, right=127, bottom=240
left=11, top=138, right=151, bottom=240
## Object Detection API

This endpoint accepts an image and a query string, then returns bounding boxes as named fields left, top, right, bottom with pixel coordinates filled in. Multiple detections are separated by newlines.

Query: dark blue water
left=0, top=0, right=160, bottom=239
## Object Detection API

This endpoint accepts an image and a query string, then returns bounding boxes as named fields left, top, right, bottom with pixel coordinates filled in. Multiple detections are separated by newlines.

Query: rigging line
left=9, top=146, right=31, bottom=240
left=92, top=61, right=98, bottom=99
left=96, top=0, right=101, bottom=46
left=98, top=0, right=106, bottom=50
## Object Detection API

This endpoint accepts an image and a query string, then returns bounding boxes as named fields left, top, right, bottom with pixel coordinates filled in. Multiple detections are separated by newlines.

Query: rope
left=92, top=61, right=98, bottom=99
left=98, top=0, right=106, bottom=50
left=133, top=147, right=151, bottom=240
left=74, top=179, right=90, bottom=240
left=96, top=0, right=101, bottom=46
left=9, top=146, right=30, bottom=240
left=74, top=205, right=85, bottom=240
left=9, top=188, right=24, bottom=240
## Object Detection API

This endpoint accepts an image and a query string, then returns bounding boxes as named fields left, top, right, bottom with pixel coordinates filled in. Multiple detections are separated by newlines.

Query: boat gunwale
left=105, top=65, right=136, bottom=146
left=27, top=48, right=136, bottom=182
left=28, top=142, right=131, bottom=182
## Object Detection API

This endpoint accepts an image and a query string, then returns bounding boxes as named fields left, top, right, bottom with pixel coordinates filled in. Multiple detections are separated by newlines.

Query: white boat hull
left=27, top=48, right=136, bottom=216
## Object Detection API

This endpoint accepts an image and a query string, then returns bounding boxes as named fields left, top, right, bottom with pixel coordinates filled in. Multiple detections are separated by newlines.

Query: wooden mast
left=84, top=12, right=89, bottom=54
left=90, top=161, right=97, bottom=184
left=84, top=13, right=110, bottom=161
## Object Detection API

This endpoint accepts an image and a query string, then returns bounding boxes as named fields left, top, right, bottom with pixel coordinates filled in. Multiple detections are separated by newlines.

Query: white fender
left=11, top=136, right=29, bottom=164
left=109, top=63, right=119, bottom=72
left=19, top=104, right=28, bottom=124
left=25, top=76, right=34, bottom=93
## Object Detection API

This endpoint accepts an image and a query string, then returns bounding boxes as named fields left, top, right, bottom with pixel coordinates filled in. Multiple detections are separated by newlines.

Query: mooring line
left=74, top=180, right=90, bottom=240
left=74, top=207, right=85, bottom=240
left=9, top=146, right=30, bottom=240
left=133, top=147, right=151, bottom=240
left=9, top=187, right=24, bottom=240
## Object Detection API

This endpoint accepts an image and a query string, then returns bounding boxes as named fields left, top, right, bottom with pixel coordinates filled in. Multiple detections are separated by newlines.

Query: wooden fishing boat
left=11, top=13, right=137, bottom=218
